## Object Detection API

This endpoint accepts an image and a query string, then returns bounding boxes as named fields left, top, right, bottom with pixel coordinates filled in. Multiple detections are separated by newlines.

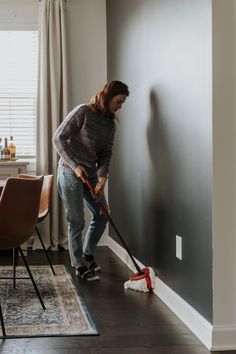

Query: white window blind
left=0, top=31, right=38, bottom=157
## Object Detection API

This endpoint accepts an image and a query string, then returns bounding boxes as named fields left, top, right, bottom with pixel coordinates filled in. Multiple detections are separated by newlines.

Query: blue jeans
left=57, top=165, right=108, bottom=267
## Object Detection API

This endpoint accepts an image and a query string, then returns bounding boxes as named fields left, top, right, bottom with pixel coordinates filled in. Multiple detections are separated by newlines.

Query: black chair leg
left=35, top=227, right=56, bottom=275
left=12, top=248, right=19, bottom=289
left=18, top=247, right=46, bottom=310
left=0, top=302, right=6, bottom=337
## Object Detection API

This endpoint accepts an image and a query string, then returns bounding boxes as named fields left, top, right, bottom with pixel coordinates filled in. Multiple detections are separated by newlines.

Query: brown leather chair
left=0, top=176, right=45, bottom=337
left=18, top=174, right=55, bottom=275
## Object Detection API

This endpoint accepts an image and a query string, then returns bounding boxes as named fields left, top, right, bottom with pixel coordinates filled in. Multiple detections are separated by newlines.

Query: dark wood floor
left=0, top=246, right=235, bottom=354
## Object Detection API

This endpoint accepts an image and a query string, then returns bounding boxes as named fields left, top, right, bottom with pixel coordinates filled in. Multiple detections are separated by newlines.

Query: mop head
left=124, top=267, right=155, bottom=293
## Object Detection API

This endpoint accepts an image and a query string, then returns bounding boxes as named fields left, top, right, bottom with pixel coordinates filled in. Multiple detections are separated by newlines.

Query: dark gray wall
left=107, top=0, right=213, bottom=322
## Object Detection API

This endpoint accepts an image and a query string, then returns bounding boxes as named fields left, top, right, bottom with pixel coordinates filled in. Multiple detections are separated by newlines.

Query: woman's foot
left=83, top=253, right=102, bottom=272
left=75, top=265, right=100, bottom=281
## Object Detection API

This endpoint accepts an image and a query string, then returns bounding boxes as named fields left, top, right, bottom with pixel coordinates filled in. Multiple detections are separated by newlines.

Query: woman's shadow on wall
left=145, top=89, right=174, bottom=271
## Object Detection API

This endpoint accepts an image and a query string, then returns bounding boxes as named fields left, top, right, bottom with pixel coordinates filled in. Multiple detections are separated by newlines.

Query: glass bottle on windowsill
left=2, top=138, right=11, bottom=161
left=9, top=136, right=16, bottom=161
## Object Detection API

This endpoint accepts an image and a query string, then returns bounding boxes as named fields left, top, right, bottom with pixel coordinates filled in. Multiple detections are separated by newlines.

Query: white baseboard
left=154, top=275, right=213, bottom=350
left=105, top=235, right=144, bottom=273
left=211, top=325, right=236, bottom=351
left=98, top=234, right=109, bottom=246
left=103, top=236, right=236, bottom=351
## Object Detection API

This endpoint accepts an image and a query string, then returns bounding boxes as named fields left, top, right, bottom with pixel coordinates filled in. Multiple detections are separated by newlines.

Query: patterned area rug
left=0, top=264, right=98, bottom=338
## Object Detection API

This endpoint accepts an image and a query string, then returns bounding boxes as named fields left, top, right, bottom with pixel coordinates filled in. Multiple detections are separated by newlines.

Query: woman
left=53, top=80, right=129, bottom=281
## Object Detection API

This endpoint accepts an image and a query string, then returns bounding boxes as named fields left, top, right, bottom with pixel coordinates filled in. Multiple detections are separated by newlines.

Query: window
left=0, top=31, right=38, bottom=157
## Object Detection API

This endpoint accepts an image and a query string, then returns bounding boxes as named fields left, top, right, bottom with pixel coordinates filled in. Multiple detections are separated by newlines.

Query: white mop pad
left=124, top=267, right=155, bottom=293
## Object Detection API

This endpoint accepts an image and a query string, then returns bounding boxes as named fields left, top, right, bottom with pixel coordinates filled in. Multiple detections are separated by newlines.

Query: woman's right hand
left=74, top=165, right=88, bottom=182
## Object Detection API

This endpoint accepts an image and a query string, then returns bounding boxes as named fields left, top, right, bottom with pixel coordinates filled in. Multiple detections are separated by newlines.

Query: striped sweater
left=52, top=104, right=116, bottom=178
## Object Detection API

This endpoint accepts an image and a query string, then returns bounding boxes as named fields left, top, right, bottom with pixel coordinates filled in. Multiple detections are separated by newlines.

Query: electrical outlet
left=176, top=235, right=182, bottom=260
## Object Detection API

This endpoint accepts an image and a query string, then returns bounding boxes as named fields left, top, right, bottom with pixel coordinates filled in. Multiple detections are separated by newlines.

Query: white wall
left=0, top=0, right=38, bottom=30
left=66, top=0, right=107, bottom=108
left=212, top=0, right=236, bottom=349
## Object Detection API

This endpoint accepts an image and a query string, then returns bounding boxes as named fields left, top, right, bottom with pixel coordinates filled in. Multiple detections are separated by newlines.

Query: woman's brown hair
left=90, top=80, right=129, bottom=118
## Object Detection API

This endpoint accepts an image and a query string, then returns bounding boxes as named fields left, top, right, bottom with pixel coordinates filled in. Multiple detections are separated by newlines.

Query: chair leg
left=12, top=248, right=19, bottom=289
left=35, top=227, right=56, bottom=275
left=0, top=302, right=6, bottom=337
left=18, top=247, right=46, bottom=310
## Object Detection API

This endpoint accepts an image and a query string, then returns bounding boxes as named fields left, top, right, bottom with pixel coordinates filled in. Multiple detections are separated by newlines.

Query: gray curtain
left=36, top=0, right=69, bottom=250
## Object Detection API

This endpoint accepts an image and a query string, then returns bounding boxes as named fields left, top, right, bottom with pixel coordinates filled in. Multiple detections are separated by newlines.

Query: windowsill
left=18, top=157, right=36, bottom=174
left=0, top=158, right=36, bottom=174
left=0, top=159, right=29, bottom=165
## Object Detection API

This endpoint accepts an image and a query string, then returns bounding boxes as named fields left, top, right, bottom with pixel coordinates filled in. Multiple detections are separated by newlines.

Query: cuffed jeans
left=57, top=165, right=108, bottom=268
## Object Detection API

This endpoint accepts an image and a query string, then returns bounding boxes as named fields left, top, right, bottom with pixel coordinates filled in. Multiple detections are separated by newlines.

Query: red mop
left=84, top=177, right=155, bottom=293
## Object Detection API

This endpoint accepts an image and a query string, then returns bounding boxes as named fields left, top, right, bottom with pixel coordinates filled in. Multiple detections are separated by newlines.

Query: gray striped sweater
left=52, top=104, right=116, bottom=178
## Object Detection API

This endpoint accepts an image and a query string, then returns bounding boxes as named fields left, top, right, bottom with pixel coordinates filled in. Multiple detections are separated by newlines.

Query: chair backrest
left=0, top=176, right=43, bottom=250
left=38, top=174, right=54, bottom=221
left=18, top=174, right=54, bottom=222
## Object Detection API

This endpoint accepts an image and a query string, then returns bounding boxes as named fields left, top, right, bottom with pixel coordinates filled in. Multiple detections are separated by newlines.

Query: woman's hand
left=95, top=177, right=107, bottom=197
left=74, top=165, right=88, bottom=182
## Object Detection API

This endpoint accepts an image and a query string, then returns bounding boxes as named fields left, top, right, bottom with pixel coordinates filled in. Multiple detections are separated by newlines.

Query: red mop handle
left=84, top=178, right=111, bottom=220
left=84, top=177, right=143, bottom=275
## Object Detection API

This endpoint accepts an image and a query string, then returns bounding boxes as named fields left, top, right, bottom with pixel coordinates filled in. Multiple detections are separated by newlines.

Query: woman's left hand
left=95, top=177, right=107, bottom=197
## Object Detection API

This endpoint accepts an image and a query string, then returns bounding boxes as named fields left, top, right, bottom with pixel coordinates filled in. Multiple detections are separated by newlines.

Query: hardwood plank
left=0, top=247, right=229, bottom=354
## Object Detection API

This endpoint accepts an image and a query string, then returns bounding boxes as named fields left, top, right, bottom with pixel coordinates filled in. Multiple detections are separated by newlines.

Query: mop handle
left=84, top=177, right=143, bottom=275
left=84, top=178, right=111, bottom=219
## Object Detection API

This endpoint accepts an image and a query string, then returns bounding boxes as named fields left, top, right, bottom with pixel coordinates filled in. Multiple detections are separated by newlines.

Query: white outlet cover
left=176, top=235, right=182, bottom=260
